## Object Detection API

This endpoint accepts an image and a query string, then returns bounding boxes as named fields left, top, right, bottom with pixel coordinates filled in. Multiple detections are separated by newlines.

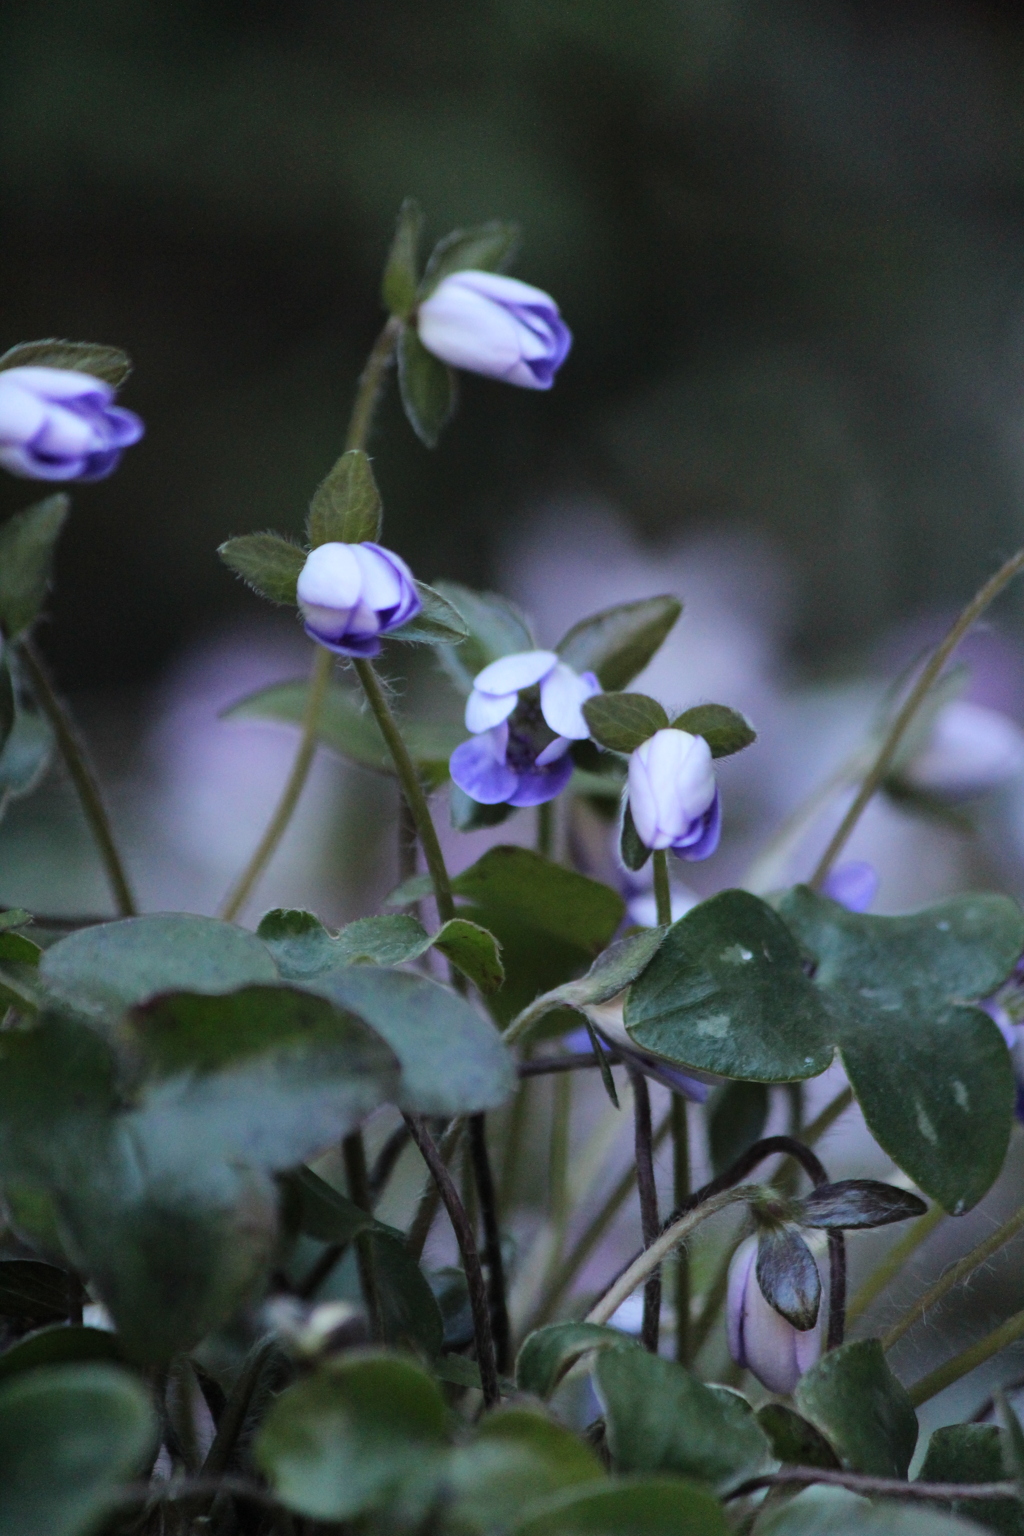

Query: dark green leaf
left=451, top=785, right=515, bottom=830
left=0, top=1261, right=70, bottom=1323
left=40, top=912, right=279, bottom=1027
left=755, top=1225, right=821, bottom=1330
left=310, top=966, right=516, bottom=1114
left=0, top=1325, right=122, bottom=1387
left=0, top=930, right=40, bottom=965
left=919, top=1423, right=1024, bottom=1536
left=218, top=532, right=306, bottom=605
left=307, top=449, right=382, bottom=546
left=625, top=891, right=833, bottom=1082
left=382, top=198, right=424, bottom=319
left=671, top=703, right=756, bottom=759
left=260, top=909, right=503, bottom=995
left=449, top=1408, right=604, bottom=1533
left=556, top=597, right=682, bottom=691
left=516, top=1322, right=639, bottom=1399
left=595, top=1349, right=771, bottom=1491
left=709, top=1081, right=769, bottom=1176
left=758, top=1488, right=978, bottom=1535
left=370, top=1232, right=444, bottom=1358
left=780, top=885, right=1024, bottom=1213
left=509, top=1479, right=730, bottom=1536
left=0, top=1362, right=156, bottom=1536
left=582, top=693, right=668, bottom=753
left=255, top=1353, right=450, bottom=1521
left=0, top=496, right=69, bottom=639
left=756, top=1403, right=840, bottom=1469
left=512, top=928, right=666, bottom=1045
left=797, top=1180, right=928, bottom=1231
left=795, top=1338, right=918, bottom=1477
left=420, top=220, right=520, bottom=295
left=223, top=679, right=462, bottom=791
left=398, top=326, right=456, bottom=448
left=620, top=801, right=650, bottom=871
left=0, top=339, right=132, bottom=386
left=429, top=579, right=535, bottom=692
left=390, top=581, right=471, bottom=646
left=283, top=1165, right=379, bottom=1245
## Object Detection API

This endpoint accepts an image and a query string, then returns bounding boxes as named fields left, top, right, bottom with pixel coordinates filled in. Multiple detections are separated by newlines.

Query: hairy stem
left=883, top=1201, right=1024, bottom=1352
left=345, top=316, right=403, bottom=454
left=810, top=543, right=1024, bottom=887
left=909, top=1307, right=1024, bottom=1408
left=846, top=1204, right=944, bottom=1325
left=19, top=637, right=135, bottom=917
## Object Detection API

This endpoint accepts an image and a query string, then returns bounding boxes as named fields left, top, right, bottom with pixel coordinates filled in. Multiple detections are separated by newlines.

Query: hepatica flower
left=297, top=541, right=420, bottom=658
left=627, top=727, right=721, bottom=861
left=0, top=366, right=144, bottom=482
left=417, top=272, right=572, bottom=390
left=450, top=650, right=599, bottom=808
left=727, top=1235, right=824, bottom=1395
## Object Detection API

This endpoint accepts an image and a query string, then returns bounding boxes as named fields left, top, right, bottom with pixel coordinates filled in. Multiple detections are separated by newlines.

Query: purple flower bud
left=821, top=860, right=878, bottom=913
left=296, top=541, right=420, bottom=658
left=627, top=728, right=720, bottom=861
left=417, top=271, right=572, bottom=390
left=726, top=1235, right=825, bottom=1394
left=0, top=366, right=144, bottom=482
left=450, top=649, right=600, bottom=809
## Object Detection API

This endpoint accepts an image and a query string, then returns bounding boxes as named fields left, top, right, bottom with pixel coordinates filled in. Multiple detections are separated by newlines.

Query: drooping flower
left=627, top=728, right=721, bottom=860
left=449, top=649, right=600, bottom=808
left=726, top=1235, right=825, bottom=1394
left=297, top=542, right=420, bottom=658
left=0, top=367, right=144, bottom=482
left=417, top=271, right=572, bottom=390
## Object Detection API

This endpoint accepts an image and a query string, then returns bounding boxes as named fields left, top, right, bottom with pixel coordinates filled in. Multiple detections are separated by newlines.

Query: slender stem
left=468, top=1114, right=511, bottom=1375
left=630, top=1068, right=662, bottom=1352
left=827, top=1229, right=847, bottom=1351
left=801, top=1085, right=854, bottom=1147
left=672, top=1095, right=690, bottom=1364
left=220, top=645, right=333, bottom=920
left=652, top=850, right=672, bottom=927
left=18, top=637, right=135, bottom=917
left=345, top=316, right=403, bottom=453
left=909, top=1307, right=1024, bottom=1408
left=846, top=1204, right=944, bottom=1325
left=342, top=1131, right=383, bottom=1341
left=403, top=1113, right=499, bottom=1407
left=398, top=793, right=419, bottom=882
left=353, top=659, right=455, bottom=923
left=725, top=1468, right=1018, bottom=1504
left=883, top=1201, right=1024, bottom=1352
left=518, top=1051, right=620, bottom=1077
left=536, top=800, right=554, bottom=859
left=406, top=1117, right=464, bottom=1262
left=810, top=543, right=1024, bottom=887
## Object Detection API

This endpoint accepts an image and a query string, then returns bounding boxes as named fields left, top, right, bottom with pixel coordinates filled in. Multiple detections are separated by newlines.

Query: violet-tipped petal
left=0, top=365, right=143, bottom=482
left=297, top=541, right=420, bottom=658
left=417, top=270, right=572, bottom=390
left=627, top=728, right=720, bottom=860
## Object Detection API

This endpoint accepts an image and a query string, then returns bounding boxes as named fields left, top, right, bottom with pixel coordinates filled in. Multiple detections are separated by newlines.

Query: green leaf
left=223, top=679, right=462, bottom=791
left=451, top=784, right=515, bottom=831
left=0, top=339, right=132, bottom=386
left=795, top=1338, right=918, bottom=1478
left=0, top=1325, right=122, bottom=1387
left=0, top=1261, right=71, bottom=1324
left=398, top=326, right=456, bottom=448
left=919, top=1423, right=1024, bottom=1536
left=0, top=496, right=69, bottom=639
left=0, top=930, right=40, bottom=965
left=40, top=912, right=279, bottom=1028
left=260, top=909, right=503, bottom=995
left=382, top=198, right=424, bottom=320
left=255, top=1352, right=450, bottom=1521
left=283, top=1165, right=379, bottom=1245
left=780, top=885, right=1024, bottom=1213
left=511, top=928, right=666, bottom=1044
left=309, top=966, right=516, bottom=1115
left=429, top=579, right=535, bottom=693
left=756, top=1402, right=840, bottom=1469
left=708, top=1081, right=769, bottom=1176
left=0, top=1362, right=156, bottom=1536
left=620, top=801, right=650, bottom=871
left=449, top=1408, right=604, bottom=1533
left=369, top=1232, right=444, bottom=1358
left=390, top=581, right=472, bottom=646
left=582, top=693, right=668, bottom=754
left=420, top=220, right=520, bottom=295
left=509, top=1477, right=730, bottom=1536
left=516, top=1322, right=640, bottom=1399
left=758, top=1486, right=978, bottom=1535
left=595, top=1349, right=771, bottom=1491
left=624, top=891, right=833, bottom=1082
left=307, top=449, right=382, bottom=546
left=218, top=532, right=306, bottom=605
left=556, top=597, right=682, bottom=691
left=671, top=703, right=756, bottom=759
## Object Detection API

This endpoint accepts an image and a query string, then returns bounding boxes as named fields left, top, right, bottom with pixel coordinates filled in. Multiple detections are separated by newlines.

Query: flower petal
left=540, top=661, right=601, bottom=739
left=449, top=733, right=518, bottom=805
left=297, top=543, right=363, bottom=611
left=507, top=752, right=573, bottom=807
left=472, top=649, right=557, bottom=696
left=465, top=687, right=517, bottom=733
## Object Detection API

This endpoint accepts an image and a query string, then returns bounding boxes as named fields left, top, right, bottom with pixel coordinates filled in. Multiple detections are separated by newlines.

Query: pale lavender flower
left=627, top=727, right=721, bottom=860
left=821, top=860, right=878, bottom=913
left=727, top=1235, right=824, bottom=1394
left=0, top=366, right=143, bottom=481
left=450, top=649, right=599, bottom=809
left=417, top=271, right=572, bottom=390
left=297, top=541, right=420, bottom=658
left=904, top=699, right=1024, bottom=798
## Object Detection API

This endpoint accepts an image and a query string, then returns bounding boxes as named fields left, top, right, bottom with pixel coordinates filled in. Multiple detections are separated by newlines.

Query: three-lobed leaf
left=307, top=450, right=382, bottom=546
left=218, top=532, right=306, bottom=606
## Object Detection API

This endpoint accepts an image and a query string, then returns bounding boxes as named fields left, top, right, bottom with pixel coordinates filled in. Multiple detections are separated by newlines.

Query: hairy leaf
left=671, top=703, right=756, bottom=758
left=218, top=532, right=306, bottom=605
left=583, top=692, right=668, bottom=753
left=556, top=596, right=682, bottom=691
left=0, top=339, right=132, bottom=385
left=381, top=198, right=424, bottom=319
left=307, top=449, right=382, bottom=546
left=795, top=1339, right=918, bottom=1478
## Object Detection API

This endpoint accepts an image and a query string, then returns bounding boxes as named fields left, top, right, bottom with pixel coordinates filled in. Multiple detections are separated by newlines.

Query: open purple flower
left=417, top=271, right=572, bottom=390
left=0, top=366, right=144, bottom=482
left=627, top=727, right=721, bottom=861
left=297, top=541, right=420, bottom=658
left=449, top=649, right=600, bottom=809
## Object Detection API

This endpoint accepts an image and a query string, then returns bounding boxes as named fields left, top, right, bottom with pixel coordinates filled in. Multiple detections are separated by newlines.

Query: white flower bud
left=627, top=728, right=720, bottom=858
left=417, top=271, right=572, bottom=389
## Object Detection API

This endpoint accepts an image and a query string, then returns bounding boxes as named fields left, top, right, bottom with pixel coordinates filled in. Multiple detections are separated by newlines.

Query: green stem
left=406, top=1116, right=464, bottom=1262
left=909, top=1307, right=1024, bottom=1408
left=883, top=1201, right=1024, bottom=1352
left=345, top=317, right=403, bottom=453
left=672, top=1094, right=690, bottom=1364
left=810, top=543, right=1024, bottom=887
left=18, top=637, right=135, bottom=917
left=353, top=659, right=455, bottom=922
left=652, top=850, right=672, bottom=927
left=846, top=1204, right=945, bottom=1326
